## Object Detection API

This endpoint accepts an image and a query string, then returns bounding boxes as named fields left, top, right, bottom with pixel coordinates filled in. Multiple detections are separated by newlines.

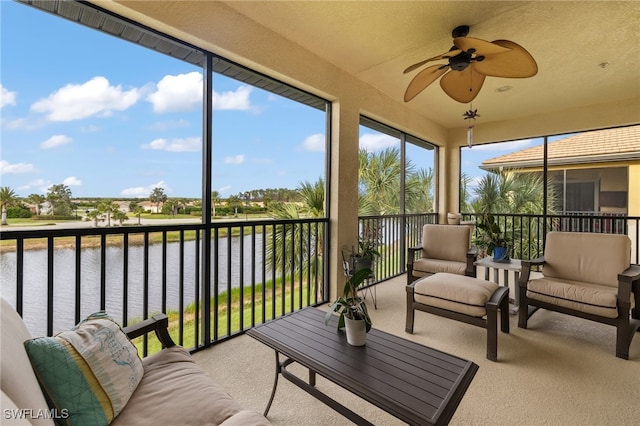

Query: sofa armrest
left=124, top=314, right=176, bottom=348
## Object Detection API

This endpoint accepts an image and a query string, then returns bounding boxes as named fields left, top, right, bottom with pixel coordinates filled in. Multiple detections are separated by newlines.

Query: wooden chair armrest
left=617, top=265, right=640, bottom=310
left=407, top=246, right=423, bottom=265
left=618, top=264, right=640, bottom=283
left=124, top=313, right=176, bottom=348
left=519, top=256, right=545, bottom=288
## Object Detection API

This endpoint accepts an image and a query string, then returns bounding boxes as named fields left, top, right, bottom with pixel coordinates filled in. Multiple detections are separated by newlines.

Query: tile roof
left=481, top=125, right=640, bottom=168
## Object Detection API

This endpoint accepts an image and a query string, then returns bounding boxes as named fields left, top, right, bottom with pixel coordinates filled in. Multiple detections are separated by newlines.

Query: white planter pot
left=344, top=316, right=367, bottom=346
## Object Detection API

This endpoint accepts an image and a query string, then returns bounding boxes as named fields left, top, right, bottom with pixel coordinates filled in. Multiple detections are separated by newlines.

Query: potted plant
left=475, top=214, right=511, bottom=262
left=349, top=237, right=380, bottom=273
left=324, top=268, right=373, bottom=346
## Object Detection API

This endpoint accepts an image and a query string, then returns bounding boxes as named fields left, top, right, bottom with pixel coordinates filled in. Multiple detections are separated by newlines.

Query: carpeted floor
left=192, top=274, right=640, bottom=425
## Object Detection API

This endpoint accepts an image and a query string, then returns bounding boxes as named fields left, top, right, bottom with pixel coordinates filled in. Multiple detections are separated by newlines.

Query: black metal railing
left=3, top=211, right=637, bottom=355
left=0, top=218, right=328, bottom=354
left=357, top=213, right=438, bottom=282
left=461, top=212, right=640, bottom=264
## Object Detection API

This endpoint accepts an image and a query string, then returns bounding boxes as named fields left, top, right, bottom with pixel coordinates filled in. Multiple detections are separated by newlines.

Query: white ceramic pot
left=447, top=212, right=461, bottom=225
left=344, top=316, right=367, bottom=346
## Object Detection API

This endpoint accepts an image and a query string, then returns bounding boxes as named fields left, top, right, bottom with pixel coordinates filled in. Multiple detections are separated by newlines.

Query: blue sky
left=0, top=1, right=543, bottom=201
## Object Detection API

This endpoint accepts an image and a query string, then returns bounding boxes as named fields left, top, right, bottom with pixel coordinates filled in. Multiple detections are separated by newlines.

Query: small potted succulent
left=324, top=268, right=372, bottom=346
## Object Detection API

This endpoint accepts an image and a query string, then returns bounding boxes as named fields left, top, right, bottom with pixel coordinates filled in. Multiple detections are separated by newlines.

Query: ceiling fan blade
left=404, top=65, right=449, bottom=102
left=403, top=49, right=462, bottom=74
left=453, top=37, right=511, bottom=56
left=440, top=67, right=485, bottom=103
left=473, top=40, right=538, bottom=78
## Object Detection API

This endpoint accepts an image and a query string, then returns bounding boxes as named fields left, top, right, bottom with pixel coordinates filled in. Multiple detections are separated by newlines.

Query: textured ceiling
left=220, top=1, right=640, bottom=129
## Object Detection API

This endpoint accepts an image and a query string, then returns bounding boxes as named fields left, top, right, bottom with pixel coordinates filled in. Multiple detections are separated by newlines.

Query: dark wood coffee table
left=247, top=307, right=478, bottom=425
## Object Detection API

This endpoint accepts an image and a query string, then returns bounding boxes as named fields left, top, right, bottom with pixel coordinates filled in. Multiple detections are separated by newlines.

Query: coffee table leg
left=264, top=350, right=282, bottom=417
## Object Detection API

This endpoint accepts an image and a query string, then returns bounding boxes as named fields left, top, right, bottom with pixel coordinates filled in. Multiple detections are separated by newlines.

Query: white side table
left=474, top=257, right=522, bottom=313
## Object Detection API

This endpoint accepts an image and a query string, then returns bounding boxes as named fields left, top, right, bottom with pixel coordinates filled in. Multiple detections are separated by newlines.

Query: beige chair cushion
left=412, top=258, right=467, bottom=277
left=422, top=224, right=471, bottom=263
left=413, top=273, right=499, bottom=317
left=543, top=231, right=631, bottom=287
left=111, top=345, right=270, bottom=426
left=526, top=277, right=619, bottom=318
left=0, top=299, right=54, bottom=426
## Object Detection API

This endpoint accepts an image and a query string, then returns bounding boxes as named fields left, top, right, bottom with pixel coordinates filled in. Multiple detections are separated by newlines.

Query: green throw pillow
left=24, top=312, right=144, bottom=426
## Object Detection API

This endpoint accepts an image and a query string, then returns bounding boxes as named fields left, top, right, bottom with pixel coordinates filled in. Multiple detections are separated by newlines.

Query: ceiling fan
left=404, top=25, right=538, bottom=103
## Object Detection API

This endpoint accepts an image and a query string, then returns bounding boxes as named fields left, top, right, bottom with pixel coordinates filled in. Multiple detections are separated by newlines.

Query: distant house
left=481, top=125, right=640, bottom=216
left=138, top=201, right=160, bottom=213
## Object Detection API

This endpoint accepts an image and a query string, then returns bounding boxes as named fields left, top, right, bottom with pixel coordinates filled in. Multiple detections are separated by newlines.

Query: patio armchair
left=518, top=231, right=640, bottom=359
left=407, top=224, right=477, bottom=285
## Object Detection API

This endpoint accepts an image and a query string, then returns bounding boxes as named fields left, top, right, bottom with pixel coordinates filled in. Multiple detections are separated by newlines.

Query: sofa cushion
left=0, top=299, right=54, bottom=426
left=543, top=232, right=631, bottom=287
left=24, top=312, right=143, bottom=426
left=413, top=273, right=499, bottom=317
left=526, top=277, right=619, bottom=318
left=111, top=345, right=270, bottom=426
left=422, top=224, right=470, bottom=263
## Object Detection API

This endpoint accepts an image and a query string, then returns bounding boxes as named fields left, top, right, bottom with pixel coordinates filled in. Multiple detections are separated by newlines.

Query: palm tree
left=97, top=200, right=120, bottom=227
left=86, top=209, right=102, bottom=227
left=211, top=191, right=220, bottom=217
left=405, top=167, right=434, bottom=213
left=358, top=147, right=402, bottom=216
left=471, top=169, right=556, bottom=259
left=132, top=206, right=145, bottom=225
left=0, top=187, right=17, bottom=225
left=267, top=178, right=325, bottom=278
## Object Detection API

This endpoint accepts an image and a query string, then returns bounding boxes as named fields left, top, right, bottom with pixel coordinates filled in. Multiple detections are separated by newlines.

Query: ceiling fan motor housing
left=449, top=51, right=472, bottom=71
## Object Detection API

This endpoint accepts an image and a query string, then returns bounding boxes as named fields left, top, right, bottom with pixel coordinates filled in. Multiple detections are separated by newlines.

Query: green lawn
left=132, top=276, right=319, bottom=355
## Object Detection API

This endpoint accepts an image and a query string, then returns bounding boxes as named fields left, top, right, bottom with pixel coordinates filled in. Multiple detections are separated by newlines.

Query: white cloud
left=63, top=176, right=82, bottom=186
left=41, top=134, right=72, bottom=150
left=359, top=133, right=399, bottom=152
left=224, top=154, right=245, bottom=165
left=1, top=84, right=17, bottom=108
left=120, top=180, right=169, bottom=197
left=218, top=185, right=232, bottom=193
left=0, top=160, right=36, bottom=174
left=147, top=72, right=203, bottom=113
left=300, top=133, right=325, bottom=152
left=31, top=76, right=139, bottom=122
left=141, top=137, right=201, bottom=152
left=214, top=86, right=252, bottom=110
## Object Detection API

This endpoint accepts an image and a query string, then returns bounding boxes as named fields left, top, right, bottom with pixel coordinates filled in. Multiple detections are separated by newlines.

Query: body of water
left=0, top=234, right=264, bottom=336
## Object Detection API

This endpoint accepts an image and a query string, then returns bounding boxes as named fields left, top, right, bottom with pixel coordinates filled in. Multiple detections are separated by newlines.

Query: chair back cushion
left=543, top=231, right=631, bottom=287
left=422, top=224, right=470, bottom=263
left=1, top=298, right=54, bottom=425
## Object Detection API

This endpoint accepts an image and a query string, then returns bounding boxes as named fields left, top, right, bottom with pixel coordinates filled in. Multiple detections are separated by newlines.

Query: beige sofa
left=1, top=298, right=271, bottom=425
left=518, top=231, right=640, bottom=359
left=406, top=224, right=477, bottom=285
